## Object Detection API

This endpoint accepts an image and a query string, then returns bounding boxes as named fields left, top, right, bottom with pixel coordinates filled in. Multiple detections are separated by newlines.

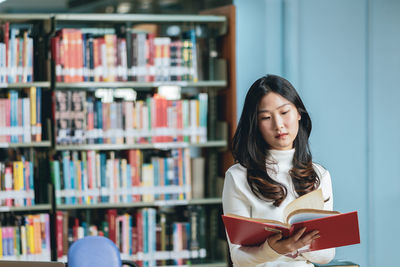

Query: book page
left=287, top=209, right=340, bottom=224
left=283, top=189, right=324, bottom=223
left=225, top=213, right=291, bottom=228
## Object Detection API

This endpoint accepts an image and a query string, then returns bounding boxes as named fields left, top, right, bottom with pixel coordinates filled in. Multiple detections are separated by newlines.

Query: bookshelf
left=0, top=15, right=53, bottom=261
left=1, top=8, right=236, bottom=266
left=49, top=10, right=233, bottom=267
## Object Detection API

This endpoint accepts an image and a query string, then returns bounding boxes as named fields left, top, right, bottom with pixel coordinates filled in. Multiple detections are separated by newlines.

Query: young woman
left=222, top=75, right=335, bottom=266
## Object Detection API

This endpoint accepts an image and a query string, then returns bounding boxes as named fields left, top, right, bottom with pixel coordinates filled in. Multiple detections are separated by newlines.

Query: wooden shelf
left=0, top=82, right=51, bottom=89
left=0, top=14, right=52, bottom=22
left=55, top=140, right=227, bottom=151
left=54, top=13, right=226, bottom=23
left=0, top=141, right=51, bottom=148
left=0, top=204, right=52, bottom=213
left=57, top=198, right=222, bottom=210
left=55, top=80, right=227, bottom=89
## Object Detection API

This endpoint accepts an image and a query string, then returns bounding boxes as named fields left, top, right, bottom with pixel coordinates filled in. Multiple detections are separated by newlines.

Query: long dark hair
left=232, top=74, right=320, bottom=207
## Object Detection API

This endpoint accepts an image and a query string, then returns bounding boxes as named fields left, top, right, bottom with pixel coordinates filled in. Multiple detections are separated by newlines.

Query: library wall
left=235, top=0, right=400, bottom=266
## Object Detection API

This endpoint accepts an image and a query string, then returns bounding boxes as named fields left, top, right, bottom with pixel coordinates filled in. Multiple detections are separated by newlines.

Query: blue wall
left=369, top=0, right=400, bottom=265
left=234, top=0, right=400, bottom=266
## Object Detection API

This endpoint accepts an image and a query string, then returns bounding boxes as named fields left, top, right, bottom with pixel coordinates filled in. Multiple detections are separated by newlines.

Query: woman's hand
left=267, top=227, right=320, bottom=256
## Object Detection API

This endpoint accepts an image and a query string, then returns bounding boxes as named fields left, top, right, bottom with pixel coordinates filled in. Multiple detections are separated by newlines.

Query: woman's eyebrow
left=257, top=103, right=291, bottom=114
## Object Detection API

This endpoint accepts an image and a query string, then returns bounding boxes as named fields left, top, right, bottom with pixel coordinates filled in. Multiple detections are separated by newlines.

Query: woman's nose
left=273, top=116, right=284, bottom=130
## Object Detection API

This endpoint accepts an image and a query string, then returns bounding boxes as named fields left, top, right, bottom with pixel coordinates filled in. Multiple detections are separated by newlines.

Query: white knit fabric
left=222, top=149, right=335, bottom=267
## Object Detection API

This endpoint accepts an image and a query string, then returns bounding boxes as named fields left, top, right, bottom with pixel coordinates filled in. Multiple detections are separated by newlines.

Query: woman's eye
left=261, top=117, right=271, bottom=120
left=282, top=111, right=289, bottom=115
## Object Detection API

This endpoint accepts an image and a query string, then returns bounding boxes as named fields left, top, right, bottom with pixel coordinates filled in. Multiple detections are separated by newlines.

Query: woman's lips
left=275, top=133, right=288, bottom=139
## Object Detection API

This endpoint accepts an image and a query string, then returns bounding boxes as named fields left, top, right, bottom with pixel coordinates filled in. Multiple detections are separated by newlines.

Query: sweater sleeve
left=300, top=168, right=336, bottom=264
left=222, top=168, right=282, bottom=266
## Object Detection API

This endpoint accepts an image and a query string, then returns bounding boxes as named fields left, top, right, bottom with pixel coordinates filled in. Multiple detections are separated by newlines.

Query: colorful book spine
left=51, top=28, right=200, bottom=83
left=53, top=92, right=207, bottom=145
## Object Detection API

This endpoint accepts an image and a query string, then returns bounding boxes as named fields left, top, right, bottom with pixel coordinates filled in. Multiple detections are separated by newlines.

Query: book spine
left=35, top=87, right=42, bottom=141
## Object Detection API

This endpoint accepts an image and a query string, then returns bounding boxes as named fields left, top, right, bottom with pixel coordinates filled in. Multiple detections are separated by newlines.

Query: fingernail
left=315, top=235, right=320, bottom=239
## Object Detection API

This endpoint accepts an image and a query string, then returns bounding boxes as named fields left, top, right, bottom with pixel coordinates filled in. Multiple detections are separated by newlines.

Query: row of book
left=0, top=160, right=35, bottom=207
left=0, top=87, right=42, bottom=143
left=0, top=22, right=34, bottom=84
left=51, top=28, right=198, bottom=83
left=54, top=90, right=207, bottom=145
left=0, top=214, right=50, bottom=260
left=50, top=148, right=191, bottom=205
left=56, top=206, right=206, bottom=266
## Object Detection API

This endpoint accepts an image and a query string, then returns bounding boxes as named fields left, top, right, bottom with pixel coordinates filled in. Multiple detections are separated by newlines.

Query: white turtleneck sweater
left=222, top=149, right=335, bottom=267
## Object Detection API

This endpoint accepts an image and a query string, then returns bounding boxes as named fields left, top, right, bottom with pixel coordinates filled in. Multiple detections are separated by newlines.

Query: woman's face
left=257, top=92, right=301, bottom=150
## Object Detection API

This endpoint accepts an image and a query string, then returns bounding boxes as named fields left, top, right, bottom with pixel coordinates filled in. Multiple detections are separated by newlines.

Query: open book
left=222, top=189, right=360, bottom=252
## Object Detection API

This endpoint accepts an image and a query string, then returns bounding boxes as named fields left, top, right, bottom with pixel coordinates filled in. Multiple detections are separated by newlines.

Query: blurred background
left=1, top=0, right=398, bottom=266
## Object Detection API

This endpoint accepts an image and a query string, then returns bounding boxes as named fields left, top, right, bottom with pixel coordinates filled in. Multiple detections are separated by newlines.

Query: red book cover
left=70, top=30, right=78, bottom=82
left=136, top=210, right=143, bottom=254
left=56, top=211, right=64, bottom=258
left=62, top=211, right=69, bottom=256
left=51, top=36, right=62, bottom=82
left=72, top=218, right=79, bottom=242
left=131, top=226, right=138, bottom=255
left=222, top=211, right=360, bottom=252
left=107, top=209, right=118, bottom=244
left=2, top=22, right=9, bottom=83
left=60, top=29, right=70, bottom=83
left=164, top=99, right=173, bottom=142
left=76, top=30, right=84, bottom=82
left=128, top=149, right=140, bottom=202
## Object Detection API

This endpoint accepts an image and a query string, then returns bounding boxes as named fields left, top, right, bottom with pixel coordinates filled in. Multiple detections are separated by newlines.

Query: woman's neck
left=268, top=149, right=295, bottom=169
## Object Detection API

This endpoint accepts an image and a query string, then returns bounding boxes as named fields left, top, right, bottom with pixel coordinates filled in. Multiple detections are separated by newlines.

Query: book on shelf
left=0, top=213, right=50, bottom=259
left=51, top=148, right=192, bottom=205
left=53, top=90, right=208, bottom=146
left=191, top=157, right=205, bottom=199
left=0, top=160, right=35, bottom=207
left=70, top=91, right=86, bottom=144
left=51, top=26, right=202, bottom=83
left=222, top=189, right=360, bottom=253
left=0, top=87, right=42, bottom=144
left=0, top=22, right=34, bottom=84
left=54, top=206, right=208, bottom=264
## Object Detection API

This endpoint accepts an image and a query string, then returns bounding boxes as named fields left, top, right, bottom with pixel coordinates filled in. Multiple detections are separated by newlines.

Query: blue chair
left=67, top=236, right=138, bottom=267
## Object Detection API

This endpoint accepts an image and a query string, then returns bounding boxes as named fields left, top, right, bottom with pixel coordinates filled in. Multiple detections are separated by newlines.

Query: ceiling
left=0, top=0, right=232, bottom=14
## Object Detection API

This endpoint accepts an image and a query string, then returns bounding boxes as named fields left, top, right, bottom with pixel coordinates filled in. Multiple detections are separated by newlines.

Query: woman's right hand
left=267, top=227, right=320, bottom=256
